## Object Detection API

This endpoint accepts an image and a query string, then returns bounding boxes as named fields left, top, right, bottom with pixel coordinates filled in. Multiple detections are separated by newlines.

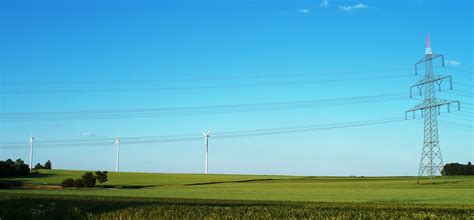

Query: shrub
left=44, top=160, right=52, bottom=169
left=34, top=163, right=44, bottom=170
left=81, top=172, right=96, bottom=187
left=73, top=179, right=84, bottom=188
left=95, top=171, right=108, bottom=185
left=61, top=178, right=75, bottom=188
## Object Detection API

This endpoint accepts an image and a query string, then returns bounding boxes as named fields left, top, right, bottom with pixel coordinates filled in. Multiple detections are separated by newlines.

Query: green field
left=1, top=169, right=473, bottom=219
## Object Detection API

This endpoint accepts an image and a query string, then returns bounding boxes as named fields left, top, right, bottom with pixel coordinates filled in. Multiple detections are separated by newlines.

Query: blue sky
left=0, top=0, right=472, bottom=176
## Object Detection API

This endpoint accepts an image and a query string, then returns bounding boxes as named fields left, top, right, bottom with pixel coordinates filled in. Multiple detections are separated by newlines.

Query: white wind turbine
left=28, top=134, right=34, bottom=170
left=115, top=135, right=121, bottom=172
left=202, top=129, right=212, bottom=174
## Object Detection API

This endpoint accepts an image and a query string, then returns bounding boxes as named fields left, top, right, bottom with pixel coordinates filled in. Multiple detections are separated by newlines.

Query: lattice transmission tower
left=406, top=34, right=460, bottom=184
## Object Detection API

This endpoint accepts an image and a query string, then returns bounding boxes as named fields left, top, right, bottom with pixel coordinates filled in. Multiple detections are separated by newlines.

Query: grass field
left=1, top=169, right=473, bottom=219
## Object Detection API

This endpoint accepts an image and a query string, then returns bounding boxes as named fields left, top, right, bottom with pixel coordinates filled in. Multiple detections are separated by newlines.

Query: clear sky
left=0, top=0, right=472, bottom=176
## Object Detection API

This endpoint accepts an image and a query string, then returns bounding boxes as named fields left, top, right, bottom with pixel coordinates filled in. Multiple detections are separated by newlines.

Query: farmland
left=0, top=169, right=473, bottom=218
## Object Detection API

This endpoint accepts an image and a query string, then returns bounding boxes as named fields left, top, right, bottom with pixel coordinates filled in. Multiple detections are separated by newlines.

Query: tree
left=0, top=158, right=29, bottom=177
left=14, top=159, right=30, bottom=176
left=44, top=160, right=52, bottom=169
left=61, top=178, right=75, bottom=188
left=443, top=162, right=474, bottom=176
left=0, top=160, right=14, bottom=177
left=95, top=171, right=108, bottom=185
left=81, top=172, right=96, bottom=187
left=73, top=179, right=84, bottom=188
left=14, top=159, right=29, bottom=176
left=34, top=163, right=44, bottom=170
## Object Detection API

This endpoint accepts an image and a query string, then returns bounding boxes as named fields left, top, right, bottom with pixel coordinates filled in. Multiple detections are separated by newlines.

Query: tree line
left=0, top=159, right=30, bottom=178
left=442, top=162, right=474, bottom=176
left=61, top=171, right=108, bottom=188
left=0, top=158, right=53, bottom=178
left=34, top=160, right=52, bottom=170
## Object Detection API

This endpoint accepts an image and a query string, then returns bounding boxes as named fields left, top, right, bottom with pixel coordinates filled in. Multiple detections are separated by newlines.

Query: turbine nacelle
left=202, top=129, right=212, bottom=138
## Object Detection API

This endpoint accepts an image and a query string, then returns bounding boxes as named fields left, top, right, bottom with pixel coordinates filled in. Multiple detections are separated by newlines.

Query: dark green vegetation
left=443, top=161, right=474, bottom=175
left=0, top=158, right=29, bottom=178
left=61, top=178, right=74, bottom=188
left=33, top=160, right=52, bottom=170
left=61, top=171, right=108, bottom=188
left=1, top=169, right=473, bottom=219
left=0, top=193, right=472, bottom=219
left=95, top=170, right=109, bottom=185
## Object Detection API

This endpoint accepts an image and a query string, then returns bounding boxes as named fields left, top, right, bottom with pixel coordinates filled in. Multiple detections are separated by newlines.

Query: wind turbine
left=202, top=129, right=212, bottom=174
left=115, top=136, right=121, bottom=172
left=28, top=134, right=34, bottom=170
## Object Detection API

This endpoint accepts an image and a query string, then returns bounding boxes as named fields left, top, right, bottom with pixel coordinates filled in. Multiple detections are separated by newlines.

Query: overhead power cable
left=411, top=119, right=472, bottom=132
left=440, top=115, right=473, bottom=123
left=445, top=91, right=473, bottom=98
left=445, top=66, right=473, bottom=75
left=0, top=68, right=412, bottom=86
left=0, top=93, right=408, bottom=121
left=0, top=74, right=413, bottom=94
left=454, top=82, right=474, bottom=88
left=0, top=117, right=405, bottom=149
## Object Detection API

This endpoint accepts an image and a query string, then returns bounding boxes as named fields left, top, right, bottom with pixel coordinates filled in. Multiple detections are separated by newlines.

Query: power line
left=454, top=82, right=474, bottom=88
left=0, top=68, right=412, bottom=86
left=440, top=115, right=473, bottom=123
left=445, top=91, right=473, bottom=98
left=438, top=120, right=473, bottom=129
left=442, top=113, right=474, bottom=121
left=0, top=117, right=405, bottom=149
left=0, top=133, right=199, bottom=146
left=412, top=120, right=472, bottom=132
left=445, top=66, right=473, bottom=75
left=0, top=93, right=408, bottom=121
left=214, top=118, right=405, bottom=139
left=0, top=74, right=413, bottom=94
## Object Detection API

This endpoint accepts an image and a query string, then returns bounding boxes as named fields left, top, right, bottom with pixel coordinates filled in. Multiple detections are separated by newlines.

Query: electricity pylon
left=406, top=34, right=460, bottom=184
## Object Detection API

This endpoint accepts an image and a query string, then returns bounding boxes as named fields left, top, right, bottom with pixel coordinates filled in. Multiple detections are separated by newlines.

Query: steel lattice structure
left=406, top=35, right=460, bottom=184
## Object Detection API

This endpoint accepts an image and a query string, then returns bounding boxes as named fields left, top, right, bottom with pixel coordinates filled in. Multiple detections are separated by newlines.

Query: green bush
left=81, top=172, right=96, bottom=187
left=95, top=171, right=108, bottom=185
left=33, top=163, right=44, bottom=170
left=61, top=178, right=74, bottom=188
left=44, top=160, right=52, bottom=169
left=73, top=179, right=84, bottom=188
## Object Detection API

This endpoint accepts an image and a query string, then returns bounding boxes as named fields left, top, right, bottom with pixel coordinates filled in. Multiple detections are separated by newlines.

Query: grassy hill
left=10, top=169, right=291, bottom=187
left=2, top=169, right=474, bottom=205
left=1, top=170, right=473, bottom=218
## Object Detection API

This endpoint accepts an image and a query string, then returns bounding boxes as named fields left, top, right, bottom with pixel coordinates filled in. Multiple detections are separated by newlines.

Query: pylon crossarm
left=416, top=54, right=444, bottom=65
left=415, top=54, right=444, bottom=75
left=409, top=75, right=452, bottom=97
left=406, top=99, right=460, bottom=119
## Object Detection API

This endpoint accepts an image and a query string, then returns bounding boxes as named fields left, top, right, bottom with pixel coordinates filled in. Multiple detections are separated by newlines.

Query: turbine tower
left=115, top=136, right=121, bottom=172
left=29, top=135, right=34, bottom=170
left=202, top=129, right=212, bottom=174
left=406, top=34, right=460, bottom=184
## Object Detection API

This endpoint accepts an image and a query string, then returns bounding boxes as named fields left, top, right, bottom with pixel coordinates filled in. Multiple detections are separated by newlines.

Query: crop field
left=1, top=169, right=473, bottom=219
